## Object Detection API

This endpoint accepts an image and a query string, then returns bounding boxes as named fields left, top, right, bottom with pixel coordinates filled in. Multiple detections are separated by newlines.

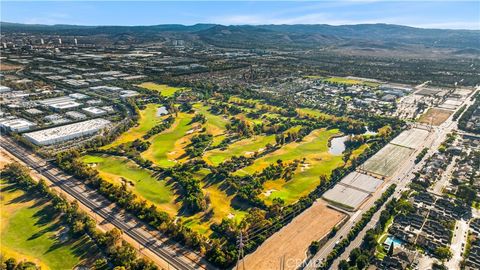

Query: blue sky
left=1, top=1, right=479, bottom=30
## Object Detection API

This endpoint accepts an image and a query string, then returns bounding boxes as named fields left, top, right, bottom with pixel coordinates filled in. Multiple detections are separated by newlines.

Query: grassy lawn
left=142, top=112, right=195, bottom=167
left=303, top=75, right=325, bottom=79
left=296, top=107, right=333, bottom=119
left=182, top=169, right=247, bottom=235
left=81, top=154, right=179, bottom=215
left=138, top=82, right=186, bottom=97
left=103, top=103, right=162, bottom=149
left=0, top=180, right=98, bottom=269
left=235, top=129, right=345, bottom=204
left=203, top=134, right=276, bottom=166
left=228, top=96, right=286, bottom=114
left=193, top=103, right=230, bottom=146
left=324, top=77, right=380, bottom=88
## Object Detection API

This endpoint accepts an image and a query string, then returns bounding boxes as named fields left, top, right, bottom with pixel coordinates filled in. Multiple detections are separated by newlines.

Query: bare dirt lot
left=0, top=63, right=23, bottom=71
left=418, top=108, right=453, bottom=126
left=0, top=148, right=15, bottom=168
left=243, top=201, right=346, bottom=270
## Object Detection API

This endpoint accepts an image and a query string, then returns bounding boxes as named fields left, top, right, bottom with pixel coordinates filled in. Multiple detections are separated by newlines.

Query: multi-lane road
left=0, top=136, right=209, bottom=270
left=305, top=87, right=477, bottom=269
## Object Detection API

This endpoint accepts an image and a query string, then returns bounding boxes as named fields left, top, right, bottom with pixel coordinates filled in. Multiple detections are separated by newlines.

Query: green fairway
left=82, top=154, right=179, bottom=215
left=296, top=107, right=333, bottom=119
left=138, top=82, right=186, bottom=97
left=104, top=103, right=162, bottom=148
left=193, top=103, right=229, bottom=146
left=142, top=112, right=195, bottom=167
left=0, top=180, right=98, bottom=269
left=203, top=134, right=276, bottom=166
left=236, top=129, right=345, bottom=204
left=324, top=77, right=380, bottom=88
left=182, top=169, right=247, bottom=235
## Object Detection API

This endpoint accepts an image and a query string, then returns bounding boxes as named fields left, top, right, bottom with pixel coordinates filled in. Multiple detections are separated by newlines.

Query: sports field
left=138, top=82, right=186, bottom=97
left=82, top=154, right=179, bottom=215
left=243, top=201, right=345, bottom=270
left=0, top=180, right=98, bottom=269
left=362, top=143, right=414, bottom=178
left=104, top=103, right=162, bottom=148
left=236, top=129, right=345, bottom=204
left=418, top=108, right=453, bottom=126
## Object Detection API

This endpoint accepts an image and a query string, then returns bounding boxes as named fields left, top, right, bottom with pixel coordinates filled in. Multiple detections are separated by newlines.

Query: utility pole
left=236, top=231, right=245, bottom=270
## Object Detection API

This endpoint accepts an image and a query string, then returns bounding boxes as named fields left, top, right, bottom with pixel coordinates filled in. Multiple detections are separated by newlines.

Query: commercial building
left=120, top=90, right=140, bottom=98
left=0, top=118, right=36, bottom=132
left=0, top=85, right=11, bottom=93
left=65, top=111, right=87, bottom=120
left=23, top=118, right=110, bottom=145
left=82, top=106, right=107, bottom=116
left=38, top=96, right=82, bottom=111
left=69, top=93, right=89, bottom=99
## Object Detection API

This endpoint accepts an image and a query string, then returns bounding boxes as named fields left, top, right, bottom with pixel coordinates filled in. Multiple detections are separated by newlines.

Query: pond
left=157, top=106, right=168, bottom=116
left=328, top=127, right=377, bottom=155
left=329, top=135, right=349, bottom=155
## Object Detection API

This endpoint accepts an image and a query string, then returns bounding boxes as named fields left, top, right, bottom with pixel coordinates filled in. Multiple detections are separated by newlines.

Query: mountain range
left=2, top=22, right=479, bottom=53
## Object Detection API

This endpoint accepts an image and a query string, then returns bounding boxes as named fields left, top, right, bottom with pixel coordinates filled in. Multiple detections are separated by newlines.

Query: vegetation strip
left=1, top=163, right=158, bottom=270
left=318, top=184, right=397, bottom=269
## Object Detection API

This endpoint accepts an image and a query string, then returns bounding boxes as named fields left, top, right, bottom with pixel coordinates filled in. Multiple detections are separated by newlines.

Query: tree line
left=1, top=163, right=157, bottom=270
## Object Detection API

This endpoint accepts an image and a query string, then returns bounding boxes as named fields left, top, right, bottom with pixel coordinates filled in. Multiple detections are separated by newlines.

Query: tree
left=361, top=229, right=377, bottom=251
left=309, top=241, right=320, bottom=255
left=387, top=242, right=394, bottom=256
left=434, top=247, right=453, bottom=261
left=349, top=248, right=361, bottom=265
left=339, top=260, right=349, bottom=270
left=356, top=254, right=369, bottom=269
left=94, top=258, right=108, bottom=269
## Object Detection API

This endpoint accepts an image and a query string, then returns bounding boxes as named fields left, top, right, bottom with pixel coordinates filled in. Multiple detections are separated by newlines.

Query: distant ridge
left=1, top=22, right=479, bottom=50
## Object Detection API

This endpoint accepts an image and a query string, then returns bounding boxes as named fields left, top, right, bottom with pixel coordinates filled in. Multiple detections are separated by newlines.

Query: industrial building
left=38, top=96, right=82, bottom=111
left=120, top=90, right=140, bottom=98
left=23, top=118, right=110, bottom=145
left=66, top=111, right=87, bottom=120
left=82, top=106, right=107, bottom=116
left=0, top=118, right=36, bottom=132
left=69, top=93, right=89, bottom=99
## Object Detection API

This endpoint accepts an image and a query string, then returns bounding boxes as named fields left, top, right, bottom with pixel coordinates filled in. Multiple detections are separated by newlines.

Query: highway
left=304, top=87, right=477, bottom=269
left=0, top=136, right=210, bottom=270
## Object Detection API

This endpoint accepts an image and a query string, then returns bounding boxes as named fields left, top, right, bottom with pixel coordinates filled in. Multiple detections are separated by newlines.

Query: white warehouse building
left=23, top=119, right=111, bottom=145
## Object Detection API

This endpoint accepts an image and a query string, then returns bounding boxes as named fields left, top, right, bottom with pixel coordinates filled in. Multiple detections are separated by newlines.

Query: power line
left=236, top=231, right=246, bottom=270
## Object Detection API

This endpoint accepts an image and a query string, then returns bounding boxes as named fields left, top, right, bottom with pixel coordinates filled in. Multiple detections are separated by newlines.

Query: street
left=304, top=87, right=477, bottom=269
left=0, top=136, right=209, bottom=270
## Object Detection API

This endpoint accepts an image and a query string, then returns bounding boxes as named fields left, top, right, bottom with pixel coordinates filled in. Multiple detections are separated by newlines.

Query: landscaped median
left=1, top=162, right=158, bottom=270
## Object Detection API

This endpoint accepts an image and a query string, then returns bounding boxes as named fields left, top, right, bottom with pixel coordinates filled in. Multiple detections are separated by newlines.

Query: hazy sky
left=2, top=1, right=479, bottom=30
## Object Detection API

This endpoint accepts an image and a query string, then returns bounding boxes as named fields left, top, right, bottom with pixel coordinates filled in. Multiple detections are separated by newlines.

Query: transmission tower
left=236, top=231, right=246, bottom=270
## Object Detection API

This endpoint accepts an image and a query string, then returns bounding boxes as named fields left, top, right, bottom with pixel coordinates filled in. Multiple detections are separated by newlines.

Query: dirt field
left=0, top=148, right=15, bottom=168
left=418, top=108, right=453, bottom=126
left=0, top=63, right=22, bottom=71
left=243, top=201, right=346, bottom=270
